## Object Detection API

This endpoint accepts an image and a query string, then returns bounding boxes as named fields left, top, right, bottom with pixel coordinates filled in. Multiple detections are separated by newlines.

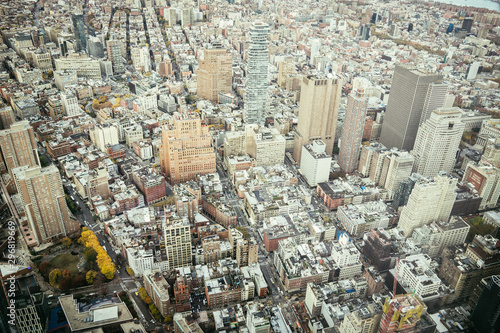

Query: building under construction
left=378, top=293, right=426, bottom=333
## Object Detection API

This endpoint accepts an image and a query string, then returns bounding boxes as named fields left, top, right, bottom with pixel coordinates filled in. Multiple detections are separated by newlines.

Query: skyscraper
left=293, top=74, right=342, bottom=162
left=164, top=218, right=192, bottom=269
left=12, top=165, right=80, bottom=245
left=0, top=121, right=40, bottom=173
left=471, top=275, right=500, bottom=333
left=244, top=22, right=270, bottom=125
left=72, top=13, right=86, bottom=52
left=107, top=39, right=124, bottom=74
left=412, top=108, right=465, bottom=178
left=379, top=65, right=443, bottom=151
left=0, top=106, right=15, bottom=130
left=339, top=89, right=368, bottom=173
left=197, top=43, right=233, bottom=102
left=160, top=113, right=216, bottom=184
left=398, top=173, right=457, bottom=237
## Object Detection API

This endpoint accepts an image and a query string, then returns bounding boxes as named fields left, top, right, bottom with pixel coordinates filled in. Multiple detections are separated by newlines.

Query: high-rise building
left=398, top=173, right=457, bottom=237
left=244, top=22, right=270, bottom=125
left=0, top=121, right=40, bottom=173
left=380, top=151, right=415, bottom=199
left=87, top=36, right=105, bottom=58
left=339, top=89, right=368, bottom=173
left=131, top=46, right=151, bottom=73
left=293, top=74, right=342, bottom=162
left=12, top=165, right=80, bottom=245
left=471, top=275, right=500, bottom=333
left=89, top=123, right=119, bottom=152
left=144, top=270, right=172, bottom=317
left=107, top=40, right=124, bottom=74
left=160, top=113, right=216, bottom=184
left=60, top=93, right=81, bottom=117
left=197, top=43, right=233, bottom=102
left=462, top=17, right=473, bottom=33
left=174, top=276, right=191, bottom=313
left=412, top=108, right=464, bottom=178
left=277, top=57, right=296, bottom=89
left=379, top=65, right=443, bottom=151
left=246, top=127, right=286, bottom=167
left=310, top=39, right=321, bottom=65
left=0, top=106, right=15, bottom=130
left=164, top=218, right=192, bottom=269
left=300, top=140, right=332, bottom=187
left=420, top=82, right=448, bottom=126
left=462, top=160, right=500, bottom=210
left=72, top=13, right=86, bottom=52
left=47, top=95, right=64, bottom=120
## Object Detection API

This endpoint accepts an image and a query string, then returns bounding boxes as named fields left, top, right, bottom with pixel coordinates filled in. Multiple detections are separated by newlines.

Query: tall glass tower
left=72, top=13, right=86, bottom=52
left=244, top=22, right=269, bottom=125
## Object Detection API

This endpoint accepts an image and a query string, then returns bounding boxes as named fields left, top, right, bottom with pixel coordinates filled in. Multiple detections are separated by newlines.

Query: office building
left=420, top=82, right=448, bottom=126
left=462, top=160, right=500, bottom=210
left=54, top=54, right=101, bottom=79
left=412, top=108, right=465, bottom=178
left=300, top=140, right=332, bottom=187
left=310, top=39, right=321, bottom=65
left=12, top=165, right=80, bottom=245
left=379, top=65, right=443, bottom=151
left=293, top=74, right=342, bottom=162
left=439, top=235, right=500, bottom=305
left=87, top=36, right=105, bottom=58
left=72, top=13, right=86, bottom=51
left=244, top=22, right=270, bottom=125
left=107, top=40, right=125, bottom=74
left=398, top=173, right=457, bottom=237
left=277, top=57, right=296, bottom=89
left=380, top=151, right=415, bottom=199
left=164, top=218, right=192, bottom=269
left=339, top=89, right=368, bottom=173
left=197, top=43, right=233, bottom=102
left=471, top=275, right=500, bottom=333
left=0, top=121, right=40, bottom=172
left=462, top=17, right=473, bottom=33
left=467, top=61, right=481, bottom=81
left=160, top=113, right=216, bottom=184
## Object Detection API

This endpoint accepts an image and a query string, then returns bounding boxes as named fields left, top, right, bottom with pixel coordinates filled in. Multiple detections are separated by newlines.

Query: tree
left=86, top=270, right=98, bottom=284
left=94, top=272, right=106, bottom=287
left=126, top=266, right=135, bottom=276
left=144, top=296, right=153, bottom=305
left=49, top=269, right=62, bottom=286
left=38, top=262, right=52, bottom=278
left=59, top=277, right=72, bottom=291
left=138, top=287, right=148, bottom=301
left=72, top=274, right=86, bottom=288
left=39, top=154, right=50, bottom=167
left=84, top=247, right=98, bottom=263
left=101, top=263, right=116, bottom=280
left=61, top=237, right=72, bottom=248
left=62, top=270, right=71, bottom=279
left=164, top=314, right=173, bottom=324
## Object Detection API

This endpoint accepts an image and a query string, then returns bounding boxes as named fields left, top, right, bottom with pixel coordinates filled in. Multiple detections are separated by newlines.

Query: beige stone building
left=293, top=75, right=342, bottom=162
left=12, top=165, right=80, bottom=245
left=160, top=113, right=216, bottom=184
left=197, top=44, right=233, bottom=102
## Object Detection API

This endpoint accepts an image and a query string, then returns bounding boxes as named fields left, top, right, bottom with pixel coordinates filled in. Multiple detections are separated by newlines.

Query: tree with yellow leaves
left=49, top=269, right=62, bottom=286
left=61, top=237, right=72, bottom=248
left=86, top=270, right=98, bottom=284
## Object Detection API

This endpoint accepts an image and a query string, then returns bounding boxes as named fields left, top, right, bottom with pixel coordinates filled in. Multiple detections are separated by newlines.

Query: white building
left=54, top=70, right=78, bottom=90
left=247, top=127, right=286, bottom=167
left=398, top=173, right=457, bottom=237
left=61, top=93, right=81, bottom=117
left=467, top=61, right=481, bottom=80
left=411, top=217, right=470, bottom=258
left=55, top=54, right=102, bottom=79
left=462, top=161, right=500, bottom=210
left=124, top=125, right=143, bottom=148
left=300, top=140, right=332, bottom=187
left=337, top=201, right=391, bottom=237
left=382, top=151, right=415, bottom=199
left=397, top=254, right=442, bottom=299
left=90, top=123, right=120, bottom=152
left=246, top=301, right=270, bottom=333
left=131, top=46, right=151, bottom=73
left=412, top=108, right=465, bottom=178
left=331, top=234, right=362, bottom=279
left=244, top=22, right=270, bottom=125
left=126, top=247, right=168, bottom=277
